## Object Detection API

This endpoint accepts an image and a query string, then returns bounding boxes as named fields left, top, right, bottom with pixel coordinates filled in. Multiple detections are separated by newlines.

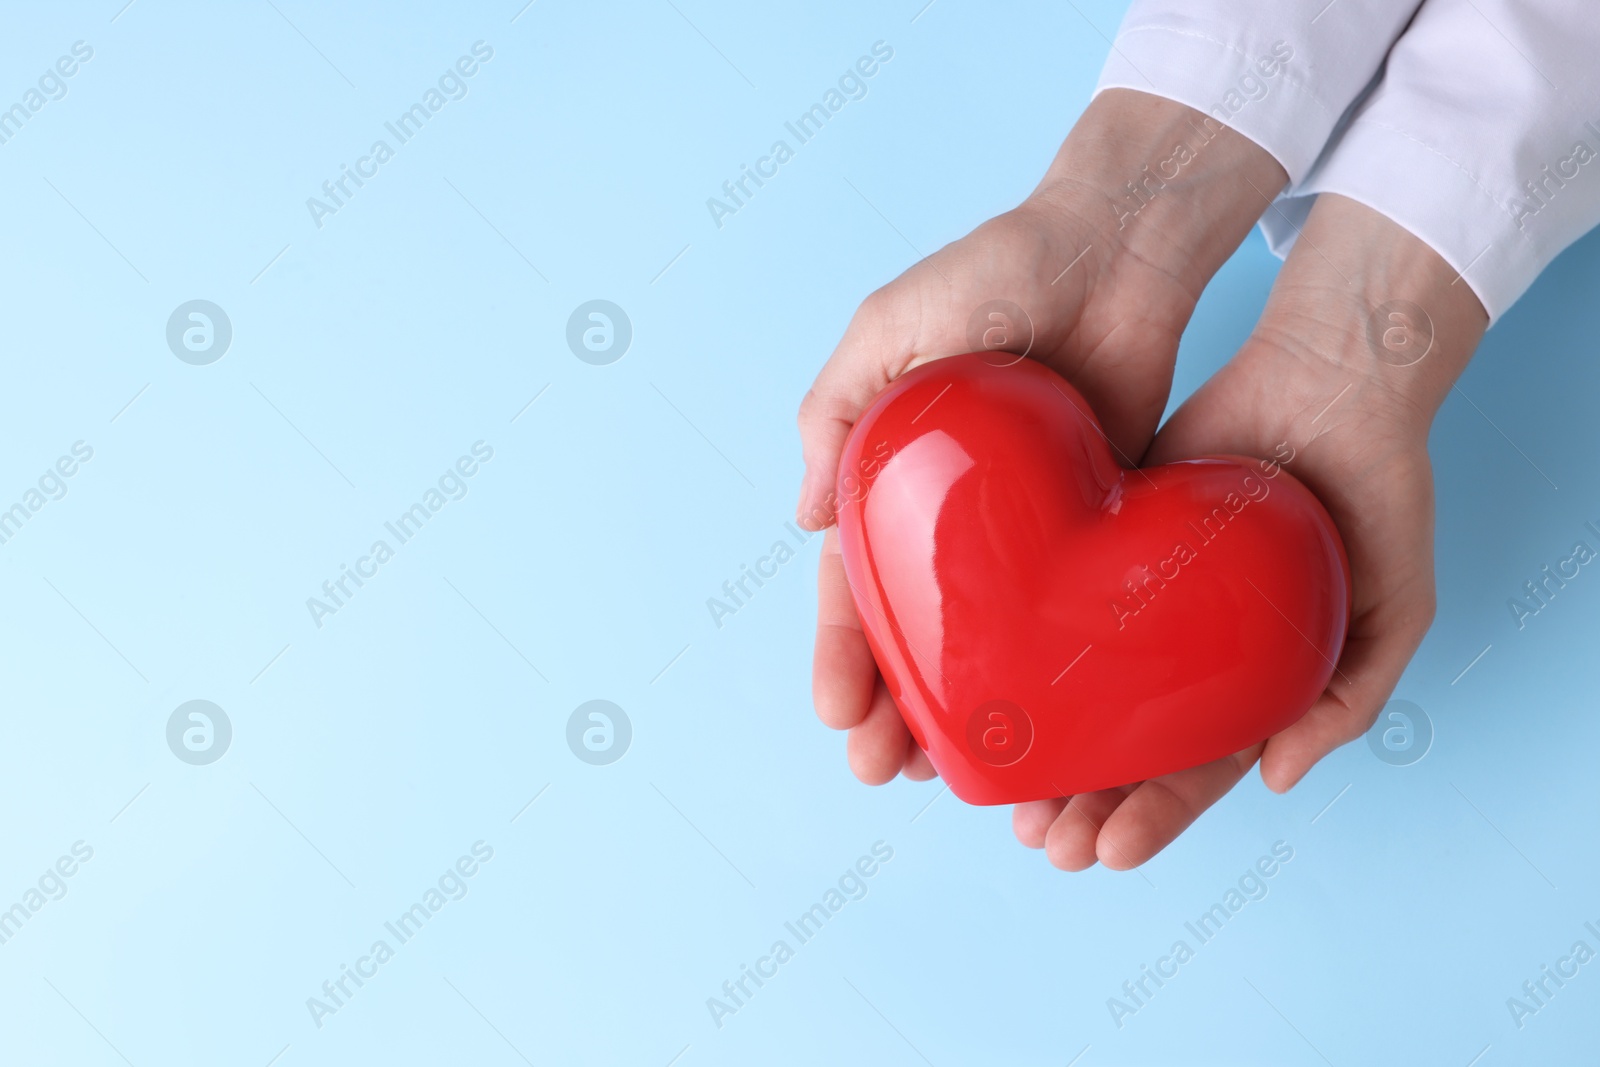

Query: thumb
left=1138, top=376, right=1240, bottom=469
left=796, top=290, right=921, bottom=530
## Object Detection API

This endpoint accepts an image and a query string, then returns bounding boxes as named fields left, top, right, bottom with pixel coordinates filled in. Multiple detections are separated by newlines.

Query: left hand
left=1013, top=193, right=1489, bottom=870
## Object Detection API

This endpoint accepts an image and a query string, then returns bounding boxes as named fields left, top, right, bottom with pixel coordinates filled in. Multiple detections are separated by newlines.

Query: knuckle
left=796, top=385, right=821, bottom=427
left=1418, top=590, right=1438, bottom=629
left=854, top=284, right=897, bottom=323
left=1346, top=705, right=1384, bottom=743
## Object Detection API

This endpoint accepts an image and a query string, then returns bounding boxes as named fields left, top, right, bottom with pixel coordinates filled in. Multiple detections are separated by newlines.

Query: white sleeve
left=1094, top=0, right=1425, bottom=183
left=1258, top=0, right=1600, bottom=321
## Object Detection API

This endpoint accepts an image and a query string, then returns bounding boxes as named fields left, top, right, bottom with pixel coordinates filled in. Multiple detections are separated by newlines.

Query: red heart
left=835, top=353, right=1351, bottom=805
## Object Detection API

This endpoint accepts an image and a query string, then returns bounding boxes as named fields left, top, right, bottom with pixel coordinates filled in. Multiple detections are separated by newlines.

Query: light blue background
left=1, top=1, right=1597, bottom=1064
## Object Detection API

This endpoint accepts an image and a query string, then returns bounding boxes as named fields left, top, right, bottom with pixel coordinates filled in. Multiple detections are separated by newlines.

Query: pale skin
left=796, top=88, right=1488, bottom=871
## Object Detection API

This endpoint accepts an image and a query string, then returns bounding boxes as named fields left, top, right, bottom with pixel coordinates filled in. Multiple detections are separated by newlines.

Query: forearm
left=1030, top=88, right=1290, bottom=299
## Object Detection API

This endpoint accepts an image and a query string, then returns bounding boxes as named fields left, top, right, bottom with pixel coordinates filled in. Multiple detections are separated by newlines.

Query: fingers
left=814, top=526, right=931, bottom=787
left=1260, top=598, right=1433, bottom=792
left=814, top=519, right=934, bottom=789
left=1012, top=798, right=1068, bottom=849
left=812, top=529, right=877, bottom=732
left=846, top=680, right=911, bottom=785
left=796, top=290, right=918, bottom=530
left=1095, top=746, right=1261, bottom=869
left=1045, top=787, right=1135, bottom=871
left=1025, top=748, right=1260, bottom=872
left=901, top=739, right=938, bottom=782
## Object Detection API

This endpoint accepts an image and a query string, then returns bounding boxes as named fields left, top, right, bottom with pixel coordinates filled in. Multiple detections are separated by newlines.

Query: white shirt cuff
left=1259, top=0, right=1600, bottom=322
left=1094, top=2, right=1424, bottom=184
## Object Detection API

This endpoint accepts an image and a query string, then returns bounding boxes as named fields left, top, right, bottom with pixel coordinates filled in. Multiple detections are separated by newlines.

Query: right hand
left=797, top=90, right=1291, bottom=791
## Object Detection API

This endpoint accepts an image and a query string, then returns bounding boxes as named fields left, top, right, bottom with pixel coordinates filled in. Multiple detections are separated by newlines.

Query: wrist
left=1030, top=88, right=1289, bottom=298
left=1247, top=193, right=1489, bottom=431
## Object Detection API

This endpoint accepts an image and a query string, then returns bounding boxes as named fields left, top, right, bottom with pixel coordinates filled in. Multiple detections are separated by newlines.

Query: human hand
left=1013, top=193, right=1489, bottom=869
left=800, top=89, right=1289, bottom=787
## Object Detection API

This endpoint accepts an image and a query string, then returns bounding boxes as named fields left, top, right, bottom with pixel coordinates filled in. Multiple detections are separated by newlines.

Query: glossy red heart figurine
left=835, top=353, right=1351, bottom=805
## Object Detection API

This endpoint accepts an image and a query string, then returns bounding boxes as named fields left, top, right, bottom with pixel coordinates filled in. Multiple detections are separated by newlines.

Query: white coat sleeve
left=1258, top=0, right=1600, bottom=321
left=1093, top=0, right=1426, bottom=183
